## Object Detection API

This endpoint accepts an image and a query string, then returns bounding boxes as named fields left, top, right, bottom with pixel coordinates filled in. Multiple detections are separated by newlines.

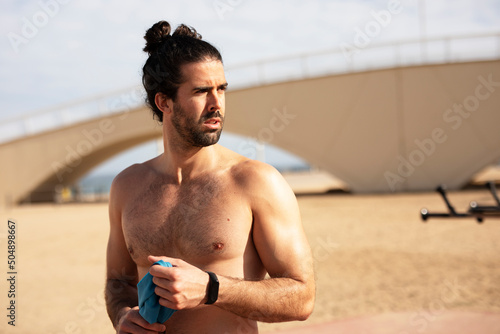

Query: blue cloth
left=137, top=260, right=176, bottom=324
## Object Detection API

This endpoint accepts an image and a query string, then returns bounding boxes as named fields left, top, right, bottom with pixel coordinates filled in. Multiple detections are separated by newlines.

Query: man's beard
left=171, top=102, right=224, bottom=148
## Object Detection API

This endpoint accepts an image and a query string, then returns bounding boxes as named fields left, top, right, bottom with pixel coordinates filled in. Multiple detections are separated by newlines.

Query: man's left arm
left=216, top=162, right=315, bottom=322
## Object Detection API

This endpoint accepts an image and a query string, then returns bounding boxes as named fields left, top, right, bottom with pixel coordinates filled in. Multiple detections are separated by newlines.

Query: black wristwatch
left=205, top=271, right=219, bottom=305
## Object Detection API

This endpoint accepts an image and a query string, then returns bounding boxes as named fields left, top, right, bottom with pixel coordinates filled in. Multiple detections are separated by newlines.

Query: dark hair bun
left=172, top=24, right=202, bottom=40
left=143, top=21, right=204, bottom=55
left=143, top=21, right=172, bottom=54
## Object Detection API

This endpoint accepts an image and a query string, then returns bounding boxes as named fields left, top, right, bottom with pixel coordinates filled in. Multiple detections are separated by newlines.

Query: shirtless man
left=105, top=21, right=315, bottom=334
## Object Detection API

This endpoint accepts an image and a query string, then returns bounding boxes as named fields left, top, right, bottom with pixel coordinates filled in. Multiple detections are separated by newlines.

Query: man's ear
left=155, top=92, right=173, bottom=115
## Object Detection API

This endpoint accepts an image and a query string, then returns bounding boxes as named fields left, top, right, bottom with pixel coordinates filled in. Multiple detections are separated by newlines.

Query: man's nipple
left=212, top=242, right=224, bottom=251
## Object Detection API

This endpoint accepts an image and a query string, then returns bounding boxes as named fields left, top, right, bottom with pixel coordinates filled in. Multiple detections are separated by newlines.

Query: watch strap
left=205, top=271, right=219, bottom=305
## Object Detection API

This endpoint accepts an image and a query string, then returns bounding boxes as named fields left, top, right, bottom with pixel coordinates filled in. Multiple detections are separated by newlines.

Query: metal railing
left=1, top=32, right=499, bottom=144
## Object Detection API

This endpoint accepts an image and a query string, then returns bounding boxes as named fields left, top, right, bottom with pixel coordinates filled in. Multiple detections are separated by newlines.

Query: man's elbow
left=296, top=283, right=315, bottom=321
left=297, top=294, right=315, bottom=321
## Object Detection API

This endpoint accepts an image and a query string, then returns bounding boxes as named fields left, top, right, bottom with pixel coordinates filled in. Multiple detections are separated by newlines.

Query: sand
left=1, top=189, right=499, bottom=333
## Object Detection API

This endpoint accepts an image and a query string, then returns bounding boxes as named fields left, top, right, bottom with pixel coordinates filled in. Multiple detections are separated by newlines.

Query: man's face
left=170, top=59, right=228, bottom=148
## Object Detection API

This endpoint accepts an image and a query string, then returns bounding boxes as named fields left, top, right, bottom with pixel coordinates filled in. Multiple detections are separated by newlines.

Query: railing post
left=60, top=108, right=70, bottom=127
left=257, top=61, right=265, bottom=86
left=497, top=34, right=500, bottom=59
left=22, top=116, right=31, bottom=136
left=300, top=55, right=308, bottom=79
left=445, top=37, right=451, bottom=63
left=394, top=42, right=401, bottom=67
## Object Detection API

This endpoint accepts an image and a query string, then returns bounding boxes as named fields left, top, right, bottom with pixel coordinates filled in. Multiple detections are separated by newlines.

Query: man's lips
left=203, top=118, right=221, bottom=129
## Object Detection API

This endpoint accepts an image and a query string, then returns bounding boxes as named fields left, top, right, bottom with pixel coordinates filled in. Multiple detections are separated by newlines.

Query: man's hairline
left=170, top=57, right=225, bottom=102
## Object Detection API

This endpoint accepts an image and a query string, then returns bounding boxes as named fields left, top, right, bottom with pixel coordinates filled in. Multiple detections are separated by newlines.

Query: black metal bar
left=436, top=185, right=459, bottom=215
left=420, top=208, right=465, bottom=221
left=419, top=184, right=500, bottom=223
left=486, top=181, right=500, bottom=206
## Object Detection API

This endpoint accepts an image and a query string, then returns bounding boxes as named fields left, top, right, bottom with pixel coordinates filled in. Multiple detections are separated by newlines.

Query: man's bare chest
left=121, top=177, right=252, bottom=267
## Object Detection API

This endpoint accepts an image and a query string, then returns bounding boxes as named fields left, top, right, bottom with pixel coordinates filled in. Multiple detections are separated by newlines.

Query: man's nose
left=208, top=91, right=223, bottom=111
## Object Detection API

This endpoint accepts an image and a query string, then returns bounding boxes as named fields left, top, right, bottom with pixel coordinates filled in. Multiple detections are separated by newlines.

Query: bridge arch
left=1, top=59, right=500, bottom=205
left=0, top=107, right=161, bottom=204
left=225, top=59, right=500, bottom=192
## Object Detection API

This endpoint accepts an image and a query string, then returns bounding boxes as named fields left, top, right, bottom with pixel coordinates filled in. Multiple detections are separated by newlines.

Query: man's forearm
left=105, top=278, right=139, bottom=327
left=216, top=275, right=315, bottom=323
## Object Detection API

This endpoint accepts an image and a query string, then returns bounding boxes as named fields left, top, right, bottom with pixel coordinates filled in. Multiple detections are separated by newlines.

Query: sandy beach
left=1, top=188, right=499, bottom=333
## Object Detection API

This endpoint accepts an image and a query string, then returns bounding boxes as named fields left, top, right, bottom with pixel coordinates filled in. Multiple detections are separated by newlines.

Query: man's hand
left=148, top=255, right=210, bottom=310
left=115, top=306, right=166, bottom=334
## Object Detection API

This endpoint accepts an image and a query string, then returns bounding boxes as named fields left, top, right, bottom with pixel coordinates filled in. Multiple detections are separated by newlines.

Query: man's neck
left=159, top=140, right=218, bottom=184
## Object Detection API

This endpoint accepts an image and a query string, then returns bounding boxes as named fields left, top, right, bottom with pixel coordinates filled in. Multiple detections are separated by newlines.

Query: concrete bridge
left=1, top=33, right=500, bottom=205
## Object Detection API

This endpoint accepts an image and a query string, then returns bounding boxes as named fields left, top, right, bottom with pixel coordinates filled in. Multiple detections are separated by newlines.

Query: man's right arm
left=105, top=172, right=166, bottom=333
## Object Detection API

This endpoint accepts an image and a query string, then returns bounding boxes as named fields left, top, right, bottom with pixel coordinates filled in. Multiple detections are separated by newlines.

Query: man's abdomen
left=164, top=306, right=258, bottom=333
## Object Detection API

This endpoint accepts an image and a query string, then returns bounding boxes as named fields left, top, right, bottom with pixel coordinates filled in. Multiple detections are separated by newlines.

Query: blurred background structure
left=1, top=0, right=500, bottom=205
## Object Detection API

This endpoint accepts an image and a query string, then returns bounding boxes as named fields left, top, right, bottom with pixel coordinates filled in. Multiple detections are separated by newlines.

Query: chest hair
left=124, top=174, right=233, bottom=261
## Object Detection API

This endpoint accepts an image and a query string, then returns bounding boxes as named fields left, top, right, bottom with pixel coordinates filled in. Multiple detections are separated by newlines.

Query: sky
left=1, top=0, right=499, bottom=177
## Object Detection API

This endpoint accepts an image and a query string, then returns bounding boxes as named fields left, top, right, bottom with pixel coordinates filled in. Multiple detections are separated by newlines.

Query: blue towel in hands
left=137, top=260, right=176, bottom=324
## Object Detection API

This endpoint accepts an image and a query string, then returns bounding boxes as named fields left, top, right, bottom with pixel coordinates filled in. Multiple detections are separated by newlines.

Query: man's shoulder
left=110, top=159, right=156, bottom=201
left=230, top=158, right=278, bottom=178
left=113, top=162, right=151, bottom=186
left=228, top=156, right=287, bottom=193
left=228, top=158, right=297, bottom=213
left=214, top=145, right=276, bottom=179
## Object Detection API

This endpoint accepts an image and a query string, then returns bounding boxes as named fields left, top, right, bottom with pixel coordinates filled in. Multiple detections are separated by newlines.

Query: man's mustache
left=201, top=110, right=223, bottom=122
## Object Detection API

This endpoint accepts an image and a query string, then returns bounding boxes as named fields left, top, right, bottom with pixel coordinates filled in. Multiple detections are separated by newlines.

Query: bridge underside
left=0, top=108, right=162, bottom=205
left=225, top=59, right=500, bottom=193
left=0, top=60, right=499, bottom=205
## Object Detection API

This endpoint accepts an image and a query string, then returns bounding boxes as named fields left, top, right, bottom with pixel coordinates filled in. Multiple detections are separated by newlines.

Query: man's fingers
left=152, top=287, right=186, bottom=310
left=149, top=264, right=176, bottom=280
left=152, top=276, right=174, bottom=289
left=119, top=321, right=165, bottom=334
left=148, top=255, right=163, bottom=263
left=158, top=295, right=179, bottom=310
left=118, top=307, right=166, bottom=333
left=154, top=287, right=180, bottom=310
left=148, top=255, right=178, bottom=266
left=132, top=314, right=166, bottom=333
